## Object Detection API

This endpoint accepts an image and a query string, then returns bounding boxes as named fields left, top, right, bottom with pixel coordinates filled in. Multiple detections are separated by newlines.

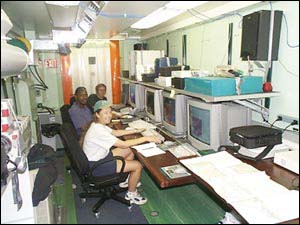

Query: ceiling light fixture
left=197, top=1, right=261, bottom=19
left=45, top=1, right=80, bottom=7
left=131, top=1, right=207, bottom=29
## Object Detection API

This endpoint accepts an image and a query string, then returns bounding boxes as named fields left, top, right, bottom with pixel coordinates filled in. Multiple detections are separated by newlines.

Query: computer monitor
left=144, top=88, right=163, bottom=123
left=187, top=99, right=251, bottom=151
left=128, top=83, right=145, bottom=110
left=128, top=83, right=136, bottom=107
left=162, top=92, right=189, bottom=136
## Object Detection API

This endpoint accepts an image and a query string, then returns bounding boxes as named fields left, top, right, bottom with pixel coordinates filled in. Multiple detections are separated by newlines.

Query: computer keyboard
left=128, top=119, right=157, bottom=130
left=120, top=117, right=137, bottom=124
left=120, top=107, right=132, bottom=115
left=112, top=104, right=126, bottom=110
left=168, top=143, right=198, bottom=158
left=141, top=129, right=165, bottom=142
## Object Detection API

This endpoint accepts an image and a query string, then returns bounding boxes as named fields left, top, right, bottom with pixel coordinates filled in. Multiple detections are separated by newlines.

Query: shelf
left=120, top=77, right=280, bottom=103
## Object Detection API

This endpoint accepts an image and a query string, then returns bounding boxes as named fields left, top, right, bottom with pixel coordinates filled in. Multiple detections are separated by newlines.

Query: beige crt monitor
left=187, top=99, right=251, bottom=151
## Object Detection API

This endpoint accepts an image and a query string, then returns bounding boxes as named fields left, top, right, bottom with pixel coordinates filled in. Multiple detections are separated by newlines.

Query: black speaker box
left=240, top=10, right=282, bottom=61
left=172, top=78, right=185, bottom=89
left=134, top=43, right=148, bottom=50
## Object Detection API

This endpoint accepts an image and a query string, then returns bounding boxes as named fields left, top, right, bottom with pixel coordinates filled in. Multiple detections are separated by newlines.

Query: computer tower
left=240, top=10, right=282, bottom=61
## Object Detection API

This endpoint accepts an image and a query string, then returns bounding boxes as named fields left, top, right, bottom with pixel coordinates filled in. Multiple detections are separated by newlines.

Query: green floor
left=139, top=170, right=225, bottom=224
left=57, top=155, right=225, bottom=224
left=52, top=156, right=77, bottom=224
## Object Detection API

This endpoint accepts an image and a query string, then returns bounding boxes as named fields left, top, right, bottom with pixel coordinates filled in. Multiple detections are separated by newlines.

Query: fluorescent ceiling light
left=201, top=1, right=261, bottom=19
left=131, top=7, right=182, bottom=29
left=166, top=1, right=207, bottom=10
left=131, top=1, right=207, bottom=29
left=45, top=1, right=80, bottom=7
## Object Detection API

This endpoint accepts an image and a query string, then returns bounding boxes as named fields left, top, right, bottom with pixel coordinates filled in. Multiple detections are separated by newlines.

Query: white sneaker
left=125, top=191, right=147, bottom=205
left=119, top=179, right=141, bottom=188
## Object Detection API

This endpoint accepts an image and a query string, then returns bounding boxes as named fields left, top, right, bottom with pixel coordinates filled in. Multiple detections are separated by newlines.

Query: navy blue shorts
left=89, top=151, right=117, bottom=177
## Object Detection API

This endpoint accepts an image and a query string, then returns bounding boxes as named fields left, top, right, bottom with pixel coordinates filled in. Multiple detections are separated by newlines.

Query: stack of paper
left=132, top=142, right=165, bottom=157
left=180, top=151, right=299, bottom=223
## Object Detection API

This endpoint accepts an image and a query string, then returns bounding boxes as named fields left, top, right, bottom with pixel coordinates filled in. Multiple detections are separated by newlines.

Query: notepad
left=132, top=143, right=165, bottom=157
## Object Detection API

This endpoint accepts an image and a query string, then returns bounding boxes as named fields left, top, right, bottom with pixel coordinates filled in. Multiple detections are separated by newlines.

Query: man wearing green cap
left=81, top=100, right=162, bottom=205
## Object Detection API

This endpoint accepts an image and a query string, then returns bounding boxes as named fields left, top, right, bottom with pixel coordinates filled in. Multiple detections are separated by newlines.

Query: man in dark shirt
left=87, top=83, right=122, bottom=118
left=87, top=83, right=107, bottom=112
left=69, top=87, right=92, bottom=137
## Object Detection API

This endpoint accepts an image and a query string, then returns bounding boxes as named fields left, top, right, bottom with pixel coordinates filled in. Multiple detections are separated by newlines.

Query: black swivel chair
left=59, top=104, right=78, bottom=139
left=59, top=123, right=130, bottom=217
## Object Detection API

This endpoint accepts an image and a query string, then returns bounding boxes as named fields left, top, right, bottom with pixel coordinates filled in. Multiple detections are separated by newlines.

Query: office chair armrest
left=113, top=156, right=126, bottom=174
left=90, top=156, right=126, bottom=174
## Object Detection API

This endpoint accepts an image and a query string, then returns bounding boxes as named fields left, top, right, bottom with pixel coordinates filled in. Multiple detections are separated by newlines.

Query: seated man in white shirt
left=81, top=100, right=161, bottom=205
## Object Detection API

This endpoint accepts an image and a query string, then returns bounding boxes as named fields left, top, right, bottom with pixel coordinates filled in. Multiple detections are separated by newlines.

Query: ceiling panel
left=1, top=1, right=52, bottom=38
left=1, top=1, right=260, bottom=41
left=1, top=1, right=169, bottom=40
left=88, top=1, right=168, bottom=39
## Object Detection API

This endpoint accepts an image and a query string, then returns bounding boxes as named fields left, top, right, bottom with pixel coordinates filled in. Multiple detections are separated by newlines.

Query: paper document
left=180, top=151, right=300, bottom=223
left=132, top=142, right=156, bottom=151
left=132, top=142, right=165, bottom=157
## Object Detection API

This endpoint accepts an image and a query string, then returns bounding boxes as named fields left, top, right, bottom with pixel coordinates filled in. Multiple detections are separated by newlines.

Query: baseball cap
left=94, top=100, right=111, bottom=112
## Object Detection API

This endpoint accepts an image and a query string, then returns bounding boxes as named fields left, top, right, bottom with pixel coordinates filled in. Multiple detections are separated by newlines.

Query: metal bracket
left=233, top=99, right=269, bottom=121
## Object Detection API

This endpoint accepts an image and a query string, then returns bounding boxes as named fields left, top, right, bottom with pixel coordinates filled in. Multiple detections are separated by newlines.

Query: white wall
left=119, top=39, right=140, bottom=71
left=142, top=1, right=299, bottom=130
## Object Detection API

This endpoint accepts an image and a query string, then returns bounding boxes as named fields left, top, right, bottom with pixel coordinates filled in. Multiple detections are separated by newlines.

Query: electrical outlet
left=278, top=114, right=298, bottom=125
left=282, top=139, right=299, bottom=151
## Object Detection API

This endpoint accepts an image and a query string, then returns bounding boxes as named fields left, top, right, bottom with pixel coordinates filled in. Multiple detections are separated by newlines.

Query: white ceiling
left=1, top=1, right=168, bottom=40
left=1, top=1, right=262, bottom=41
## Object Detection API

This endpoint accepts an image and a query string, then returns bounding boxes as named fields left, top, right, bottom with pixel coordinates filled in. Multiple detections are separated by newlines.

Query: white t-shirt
left=83, top=122, right=118, bottom=161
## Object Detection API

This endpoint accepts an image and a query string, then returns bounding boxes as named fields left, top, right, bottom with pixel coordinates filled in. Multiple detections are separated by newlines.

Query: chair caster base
left=94, top=212, right=100, bottom=219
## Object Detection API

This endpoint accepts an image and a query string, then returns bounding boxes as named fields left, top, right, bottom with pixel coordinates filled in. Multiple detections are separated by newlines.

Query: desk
left=191, top=150, right=299, bottom=224
left=113, top=122, right=196, bottom=188
left=113, top=121, right=298, bottom=223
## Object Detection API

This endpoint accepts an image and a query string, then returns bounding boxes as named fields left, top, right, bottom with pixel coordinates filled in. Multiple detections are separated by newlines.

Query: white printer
left=274, top=150, right=299, bottom=174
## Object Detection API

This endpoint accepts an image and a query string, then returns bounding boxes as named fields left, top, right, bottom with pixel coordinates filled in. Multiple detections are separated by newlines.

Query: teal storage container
left=239, top=76, right=263, bottom=94
left=184, top=76, right=263, bottom=96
